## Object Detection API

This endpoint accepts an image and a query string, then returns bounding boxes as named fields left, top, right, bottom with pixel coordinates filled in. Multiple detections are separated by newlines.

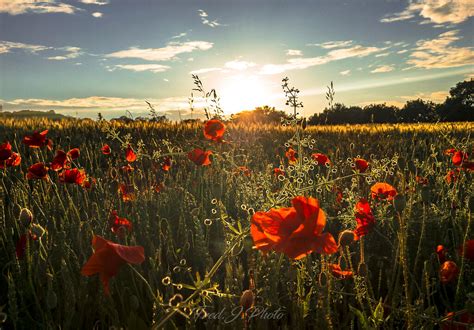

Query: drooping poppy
left=22, top=130, right=52, bottom=149
left=59, top=168, right=86, bottom=185
left=125, top=145, right=137, bottom=162
left=436, top=245, right=447, bottom=263
left=285, top=148, right=297, bottom=164
left=354, top=158, right=369, bottom=172
left=101, top=144, right=111, bottom=155
left=274, top=168, right=285, bottom=177
left=109, top=210, right=132, bottom=237
left=82, top=177, right=96, bottom=190
left=203, top=119, right=225, bottom=142
left=118, top=183, right=136, bottom=202
left=81, top=235, right=145, bottom=295
left=354, top=198, right=375, bottom=239
left=439, top=261, right=459, bottom=284
left=67, top=148, right=80, bottom=160
left=251, top=196, right=338, bottom=260
left=5, top=152, right=21, bottom=168
left=459, top=239, right=474, bottom=261
left=311, top=153, right=330, bottom=166
left=370, top=182, right=397, bottom=201
left=451, top=150, right=468, bottom=166
left=162, top=157, right=172, bottom=171
left=328, top=264, right=353, bottom=279
left=188, top=148, right=212, bottom=166
left=51, top=150, right=69, bottom=171
left=26, top=163, right=49, bottom=180
left=0, top=142, right=21, bottom=169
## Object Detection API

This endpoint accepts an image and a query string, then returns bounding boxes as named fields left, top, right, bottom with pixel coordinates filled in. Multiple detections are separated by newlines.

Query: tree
left=438, top=79, right=473, bottom=122
left=230, top=106, right=290, bottom=124
left=399, top=99, right=438, bottom=123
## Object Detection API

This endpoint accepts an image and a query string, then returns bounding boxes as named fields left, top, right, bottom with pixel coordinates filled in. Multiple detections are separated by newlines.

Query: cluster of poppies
left=437, top=240, right=474, bottom=285
left=0, top=141, right=21, bottom=169
left=445, top=148, right=474, bottom=184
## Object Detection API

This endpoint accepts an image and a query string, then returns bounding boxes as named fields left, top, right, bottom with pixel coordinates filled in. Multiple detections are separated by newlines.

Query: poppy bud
left=338, top=230, right=355, bottom=247
left=318, top=271, right=328, bottom=287
left=130, top=295, right=140, bottom=311
left=31, top=224, right=46, bottom=238
left=421, top=186, right=431, bottom=204
left=358, top=263, right=368, bottom=277
left=19, top=208, right=33, bottom=226
left=46, top=288, right=58, bottom=310
left=240, top=290, right=254, bottom=312
left=393, top=195, right=406, bottom=212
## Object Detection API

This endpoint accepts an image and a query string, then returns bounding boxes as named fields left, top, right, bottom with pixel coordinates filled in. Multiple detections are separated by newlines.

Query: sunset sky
left=0, top=0, right=473, bottom=119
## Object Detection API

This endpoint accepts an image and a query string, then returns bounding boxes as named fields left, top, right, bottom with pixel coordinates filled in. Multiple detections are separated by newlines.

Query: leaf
left=350, top=305, right=370, bottom=330
left=372, top=298, right=384, bottom=324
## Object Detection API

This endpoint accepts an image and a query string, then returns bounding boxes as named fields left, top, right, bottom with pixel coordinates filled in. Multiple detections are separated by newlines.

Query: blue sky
left=0, top=0, right=473, bottom=119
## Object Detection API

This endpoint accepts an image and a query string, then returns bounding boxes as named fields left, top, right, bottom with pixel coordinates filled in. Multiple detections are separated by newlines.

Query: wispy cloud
left=0, top=40, right=50, bottom=54
left=107, top=41, right=213, bottom=61
left=0, top=0, right=80, bottom=15
left=47, top=46, right=82, bottom=60
left=190, top=67, right=222, bottom=75
left=287, top=49, right=303, bottom=56
left=375, top=52, right=391, bottom=57
left=381, top=0, right=474, bottom=25
left=407, top=30, right=474, bottom=69
left=91, top=12, right=102, bottom=18
left=111, top=64, right=170, bottom=73
left=78, top=0, right=109, bottom=5
left=198, top=9, right=224, bottom=27
left=340, top=70, right=351, bottom=76
left=371, top=65, right=395, bottom=73
left=171, top=32, right=187, bottom=39
left=308, top=40, right=353, bottom=49
left=224, top=60, right=256, bottom=70
left=401, top=90, right=449, bottom=103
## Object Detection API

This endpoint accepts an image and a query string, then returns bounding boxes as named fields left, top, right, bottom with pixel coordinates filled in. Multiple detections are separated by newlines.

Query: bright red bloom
left=81, top=235, right=145, bottom=295
left=59, top=168, right=86, bottom=185
left=5, top=152, right=21, bottom=167
left=370, top=182, right=397, bottom=201
left=328, top=264, right=353, bottom=279
left=311, top=153, right=330, bottom=166
left=82, top=177, right=96, bottom=190
left=67, top=148, right=80, bottom=160
left=27, top=163, right=49, bottom=180
left=441, top=311, right=474, bottom=330
left=101, top=144, right=111, bottom=155
left=285, top=147, right=297, bottom=164
left=446, top=169, right=461, bottom=184
left=445, top=148, right=456, bottom=155
left=354, top=198, right=375, bottom=240
left=188, top=148, right=212, bottom=166
left=203, top=119, right=225, bottom=142
left=251, top=196, right=338, bottom=260
left=439, top=261, right=459, bottom=284
left=452, top=151, right=468, bottom=166
left=51, top=150, right=69, bottom=171
left=125, top=145, right=137, bottom=162
left=274, top=168, right=285, bottom=177
left=0, top=142, right=21, bottom=169
left=109, top=210, right=132, bottom=237
left=354, top=158, right=369, bottom=172
left=437, top=245, right=447, bottom=263
left=459, top=239, right=474, bottom=261
left=118, top=183, right=136, bottom=202
left=162, top=157, right=172, bottom=171
left=22, top=130, right=52, bottom=149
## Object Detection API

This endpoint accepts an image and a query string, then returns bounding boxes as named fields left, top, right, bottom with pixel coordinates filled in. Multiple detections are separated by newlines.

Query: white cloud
left=107, top=41, right=213, bottom=61
left=401, top=90, right=449, bottom=103
left=371, top=65, right=395, bottom=73
left=224, top=60, right=256, bottom=70
left=79, top=0, right=109, bottom=5
left=91, top=12, right=102, bottom=18
left=381, top=0, right=474, bottom=25
left=308, top=40, right=353, bottom=49
left=198, top=9, right=224, bottom=27
left=407, top=30, right=474, bottom=69
left=0, top=0, right=80, bottom=15
left=340, top=70, right=351, bottom=76
left=0, top=40, right=50, bottom=54
left=47, top=46, right=82, bottom=60
left=397, top=49, right=409, bottom=54
left=375, top=52, right=391, bottom=57
left=112, top=64, right=170, bottom=73
left=189, top=67, right=222, bottom=75
left=171, top=32, right=187, bottom=39
left=287, top=49, right=303, bottom=56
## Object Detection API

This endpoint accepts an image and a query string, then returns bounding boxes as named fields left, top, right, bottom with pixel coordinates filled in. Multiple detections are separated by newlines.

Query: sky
left=0, top=0, right=473, bottom=119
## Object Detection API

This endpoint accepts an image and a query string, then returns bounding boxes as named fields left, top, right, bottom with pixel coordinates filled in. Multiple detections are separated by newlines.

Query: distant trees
left=230, top=106, right=291, bottom=124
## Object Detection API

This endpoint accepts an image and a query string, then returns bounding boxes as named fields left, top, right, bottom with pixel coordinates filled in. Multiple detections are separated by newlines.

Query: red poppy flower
left=446, top=169, right=461, bottom=184
left=203, top=119, right=225, bottom=142
left=285, top=147, right=297, bottom=164
left=22, top=130, right=53, bottom=150
left=0, top=142, right=21, bottom=169
left=82, top=177, right=96, bottom=190
left=251, top=196, right=338, bottom=260
left=445, top=148, right=456, bottom=155
left=437, top=245, right=447, bottom=263
left=354, top=198, right=375, bottom=239
left=415, top=176, right=429, bottom=185
left=120, top=164, right=134, bottom=173
left=109, top=210, right=132, bottom=237
left=27, top=163, right=49, bottom=180
left=188, top=148, right=212, bottom=166
left=328, top=264, right=353, bottom=279
left=274, top=168, right=285, bottom=177
left=451, top=150, right=468, bottom=166
left=153, top=182, right=164, bottom=193
left=354, top=158, right=369, bottom=172
left=370, top=182, right=397, bottom=201
left=101, top=144, right=111, bottom=155
left=334, top=186, right=343, bottom=205
left=5, top=152, right=21, bottom=167
left=59, top=168, right=86, bottom=185
left=81, top=235, right=145, bottom=295
left=311, top=153, right=330, bottom=166
left=459, top=239, right=474, bottom=261
left=15, top=233, right=37, bottom=259
left=67, top=148, right=80, bottom=160
left=125, top=145, right=137, bottom=162
left=441, top=311, right=474, bottom=330
left=118, top=183, right=136, bottom=202
left=162, top=157, right=172, bottom=171
left=51, top=150, right=69, bottom=171
left=235, top=166, right=251, bottom=176
left=439, top=261, right=459, bottom=284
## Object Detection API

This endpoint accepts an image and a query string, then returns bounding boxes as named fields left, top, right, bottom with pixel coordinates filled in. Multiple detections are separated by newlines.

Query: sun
left=218, top=74, right=276, bottom=115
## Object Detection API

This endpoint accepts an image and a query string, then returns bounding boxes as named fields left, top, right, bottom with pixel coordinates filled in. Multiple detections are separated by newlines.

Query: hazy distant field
left=0, top=118, right=473, bottom=329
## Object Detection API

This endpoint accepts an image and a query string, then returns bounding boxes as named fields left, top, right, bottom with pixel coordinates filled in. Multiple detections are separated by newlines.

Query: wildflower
left=51, top=150, right=69, bottom=171
left=19, top=208, right=33, bottom=226
left=109, top=210, right=132, bottom=237
left=0, top=142, right=21, bottom=168
left=22, top=130, right=53, bottom=150
left=354, top=158, right=369, bottom=172
left=59, top=168, right=86, bottom=185
left=120, top=164, right=134, bottom=173
left=203, top=119, right=225, bottom=142
left=459, top=239, right=474, bottom=261
left=285, top=147, right=297, bottom=164
left=415, top=176, right=429, bottom=186
left=162, top=157, right=172, bottom=171
left=251, top=196, right=338, bottom=260
left=81, top=235, right=145, bottom=295
left=274, top=168, right=285, bottom=177
left=26, top=163, right=49, bottom=180
left=101, top=144, right=111, bottom=155
left=439, top=261, right=459, bottom=284
left=67, top=148, right=80, bottom=160
left=235, top=166, right=251, bottom=176
left=82, top=177, right=96, bottom=190
left=188, top=148, right=212, bottom=166
left=125, top=145, right=137, bottom=162
left=118, top=183, right=136, bottom=202
left=328, top=264, right=353, bottom=279
left=446, top=169, right=461, bottom=184
left=441, top=311, right=474, bottom=330
left=370, top=182, right=397, bottom=201
left=436, top=245, right=447, bottom=263
left=311, top=153, right=330, bottom=166
left=354, top=198, right=375, bottom=239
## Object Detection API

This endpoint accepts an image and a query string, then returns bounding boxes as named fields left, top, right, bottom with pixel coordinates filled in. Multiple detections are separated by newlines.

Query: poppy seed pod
left=358, top=262, right=368, bottom=277
left=240, top=290, right=254, bottom=312
left=393, top=195, right=406, bottom=212
left=421, top=186, right=431, bottom=204
left=19, top=208, right=33, bottom=226
left=338, top=230, right=355, bottom=247
left=30, top=224, right=46, bottom=238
